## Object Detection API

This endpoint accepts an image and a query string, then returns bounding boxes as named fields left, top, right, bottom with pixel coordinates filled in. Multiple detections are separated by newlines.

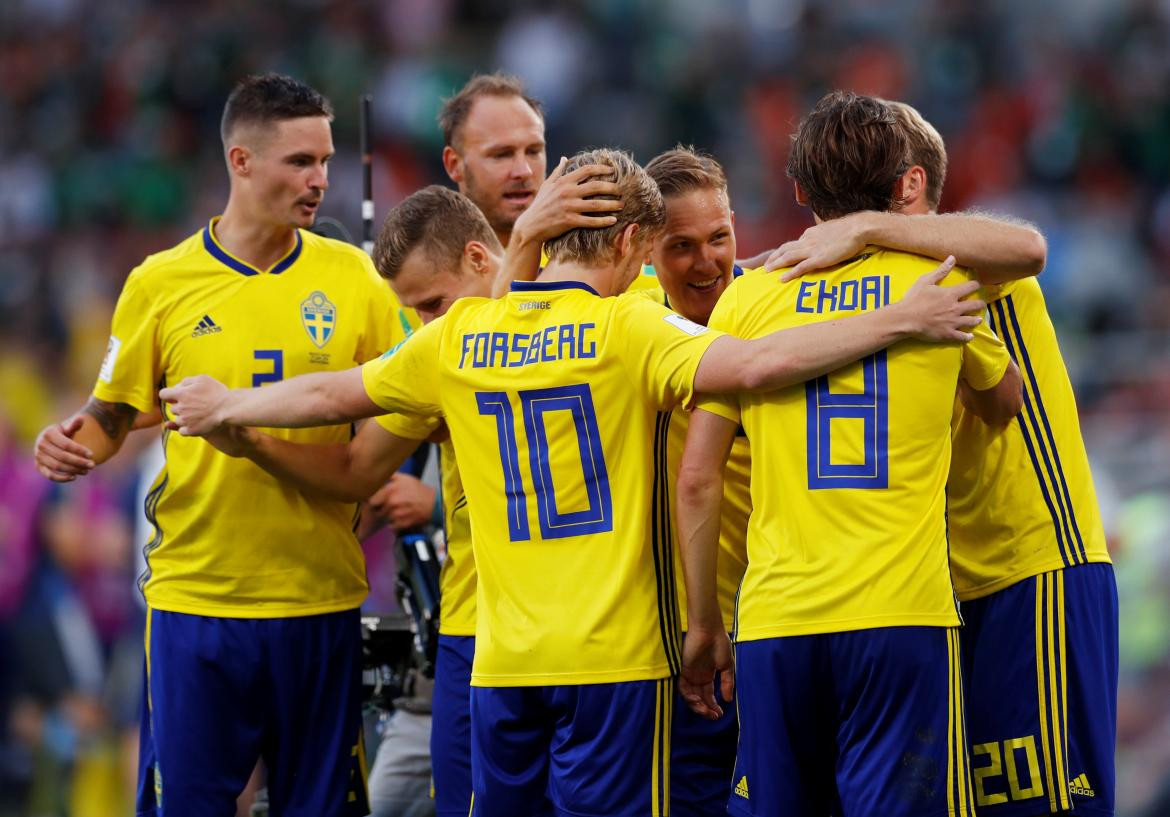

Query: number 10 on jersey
left=477, top=384, right=614, bottom=542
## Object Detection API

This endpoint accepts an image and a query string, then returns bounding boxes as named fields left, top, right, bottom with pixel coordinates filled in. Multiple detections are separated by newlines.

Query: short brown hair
left=543, top=148, right=665, bottom=265
left=786, top=91, right=910, bottom=221
left=886, top=100, right=947, bottom=211
left=373, top=185, right=502, bottom=280
left=645, top=146, right=728, bottom=199
left=438, top=72, right=544, bottom=149
left=220, top=73, right=332, bottom=146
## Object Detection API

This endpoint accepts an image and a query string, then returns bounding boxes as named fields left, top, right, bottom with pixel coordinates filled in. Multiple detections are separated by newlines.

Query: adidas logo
left=191, top=315, right=222, bottom=337
left=1069, top=773, right=1095, bottom=797
left=734, top=775, right=749, bottom=799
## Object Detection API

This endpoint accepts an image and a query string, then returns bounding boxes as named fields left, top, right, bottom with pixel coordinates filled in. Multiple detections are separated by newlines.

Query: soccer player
left=635, top=146, right=749, bottom=817
left=436, top=71, right=662, bottom=296
left=375, top=73, right=629, bottom=529
left=677, top=92, right=1024, bottom=817
left=205, top=185, right=506, bottom=817
left=896, top=103, right=1117, bottom=817
left=31, top=74, right=406, bottom=817
left=643, top=140, right=1063, bottom=816
left=752, top=99, right=1116, bottom=816
left=159, top=147, right=988, bottom=817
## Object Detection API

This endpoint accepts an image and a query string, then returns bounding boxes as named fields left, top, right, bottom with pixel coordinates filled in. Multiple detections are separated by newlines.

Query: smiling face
left=444, top=95, right=546, bottom=239
left=236, top=115, right=334, bottom=229
left=649, top=187, right=736, bottom=325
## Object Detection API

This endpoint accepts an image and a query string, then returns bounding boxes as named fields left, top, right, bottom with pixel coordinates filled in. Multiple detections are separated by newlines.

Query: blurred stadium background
left=1, top=0, right=1168, bottom=814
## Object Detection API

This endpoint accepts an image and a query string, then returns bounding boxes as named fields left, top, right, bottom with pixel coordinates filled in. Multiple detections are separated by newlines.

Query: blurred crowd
left=1, top=0, right=1168, bottom=814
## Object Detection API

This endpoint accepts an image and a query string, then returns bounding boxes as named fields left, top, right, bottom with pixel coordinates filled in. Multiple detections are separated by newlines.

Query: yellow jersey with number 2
left=94, top=219, right=405, bottom=618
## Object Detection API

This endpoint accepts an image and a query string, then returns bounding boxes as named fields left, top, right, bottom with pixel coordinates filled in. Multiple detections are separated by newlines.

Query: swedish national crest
left=301, top=291, right=336, bottom=348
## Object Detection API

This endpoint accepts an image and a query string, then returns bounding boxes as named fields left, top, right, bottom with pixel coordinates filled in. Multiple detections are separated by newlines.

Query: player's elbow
left=677, top=459, right=720, bottom=509
left=964, top=362, right=1024, bottom=426
left=737, top=345, right=794, bottom=392
left=1022, top=229, right=1047, bottom=277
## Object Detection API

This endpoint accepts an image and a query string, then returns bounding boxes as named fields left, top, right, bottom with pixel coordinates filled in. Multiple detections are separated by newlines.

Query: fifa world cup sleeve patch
left=98, top=336, right=122, bottom=383
left=663, top=313, right=708, bottom=336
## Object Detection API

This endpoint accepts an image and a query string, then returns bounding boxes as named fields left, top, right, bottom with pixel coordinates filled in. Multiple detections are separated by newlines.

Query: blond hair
left=645, top=146, right=728, bottom=199
left=543, top=148, right=665, bottom=264
left=886, top=100, right=947, bottom=211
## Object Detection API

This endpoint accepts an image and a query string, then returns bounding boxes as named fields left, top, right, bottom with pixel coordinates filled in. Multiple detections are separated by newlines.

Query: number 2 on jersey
left=477, top=384, right=613, bottom=542
left=252, top=350, right=283, bottom=387
left=805, top=350, right=889, bottom=489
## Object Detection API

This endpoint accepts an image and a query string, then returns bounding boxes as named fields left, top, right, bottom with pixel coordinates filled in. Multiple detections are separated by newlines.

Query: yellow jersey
left=948, top=277, right=1109, bottom=600
left=375, top=413, right=476, bottom=636
left=698, top=250, right=1011, bottom=640
left=640, top=279, right=750, bottom=632
left=626, top=263, right=661, bottom=291
left=361, top=280, right=722, bottom=686
left=94, top=219, right=404, bottom=617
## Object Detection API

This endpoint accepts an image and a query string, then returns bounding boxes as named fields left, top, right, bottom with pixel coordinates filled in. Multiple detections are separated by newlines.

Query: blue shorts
left=470, top=678, right=673, bottom=817
left=731, top=627, right=973, bottom=817
left=136, top=607, right=367, bottom=817
left=432, top=634, right=474, bottom=816
left=960, top=564, right=1118, bottom=817
left=672, top=669, right=736, bottom=817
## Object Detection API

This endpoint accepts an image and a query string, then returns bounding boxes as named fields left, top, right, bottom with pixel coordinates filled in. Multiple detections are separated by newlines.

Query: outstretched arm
left=694, top=258, right=985, bottom=394
left=676, top=408, right=737, bottom=720
left=161, top=367, right=381, bottom=437
left=765, top=210, right=1046, bottom=284
left=34, top=397, right=140, bottom=482
left=490, top=159, right=622, bottom=298
left=205, top=419, right=422, bottom=502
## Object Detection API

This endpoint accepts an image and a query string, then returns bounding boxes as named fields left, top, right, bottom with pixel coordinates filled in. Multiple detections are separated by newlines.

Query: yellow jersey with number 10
left=698, top=250, right=1011, bottom=640
left=947, top=277, right=1110, bottom=600
left=94, top=219, right=405, bottom=618
left=361, top=280, right=722, bottom=686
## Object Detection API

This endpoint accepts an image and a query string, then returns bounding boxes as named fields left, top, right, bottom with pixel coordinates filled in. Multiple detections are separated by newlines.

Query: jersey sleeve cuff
left=694, top=394, right=740, bottom=424
left=374, top=411, right=438, bottom=440
left=90, top=386, right=157, bottom=417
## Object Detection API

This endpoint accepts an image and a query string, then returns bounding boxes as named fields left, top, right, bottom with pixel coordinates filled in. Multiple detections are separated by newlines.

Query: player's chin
left=293, top=203, right=321, bottom=227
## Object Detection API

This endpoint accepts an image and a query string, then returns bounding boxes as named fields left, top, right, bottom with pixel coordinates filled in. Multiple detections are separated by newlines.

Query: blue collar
left=510, top=280, right=600, bottom=297
left=202, top=218, right=303, bottom=276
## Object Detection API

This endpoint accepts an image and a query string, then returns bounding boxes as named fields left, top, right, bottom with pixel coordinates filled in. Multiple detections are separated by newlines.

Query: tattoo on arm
left=82, top=397, right=139, bottom=440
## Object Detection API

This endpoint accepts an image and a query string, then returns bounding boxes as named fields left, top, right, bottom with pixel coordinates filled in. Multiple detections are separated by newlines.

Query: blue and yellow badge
left=301, top=291, right=336, bottom=348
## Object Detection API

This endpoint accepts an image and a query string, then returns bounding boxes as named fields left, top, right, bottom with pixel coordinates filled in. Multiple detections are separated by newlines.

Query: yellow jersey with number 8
left=698, top=250, right=1010, bottom=640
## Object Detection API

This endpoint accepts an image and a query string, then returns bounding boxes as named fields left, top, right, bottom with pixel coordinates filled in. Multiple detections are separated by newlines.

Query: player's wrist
left=856, top=210, right=888, bottom=247
left=509, top=211, right=541, bottom=248
left=890, top=298, right=923, bottom=340
left=685, top=612, right=725, bottom=636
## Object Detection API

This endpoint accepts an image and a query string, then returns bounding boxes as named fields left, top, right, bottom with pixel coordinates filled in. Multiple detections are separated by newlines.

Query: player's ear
left=897, top=166, right=927, bottom=211
left=442, top=146, right=463, bottom=184
left=464, top=240, right=492, bottom=277
left=227, top=145, right=251, bottom=177
left=793, top=181, right=808, bottom=207
left=614, top=223, right=640, bottom=260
